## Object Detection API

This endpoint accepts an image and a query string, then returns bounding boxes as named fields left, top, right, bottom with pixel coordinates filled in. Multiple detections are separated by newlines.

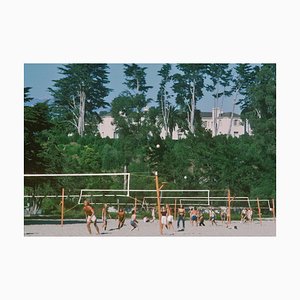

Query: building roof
left=219, top=112, right=240, bottom=118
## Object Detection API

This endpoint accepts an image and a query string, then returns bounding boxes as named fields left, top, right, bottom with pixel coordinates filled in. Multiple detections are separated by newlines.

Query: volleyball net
left=24, top=172, right=275, bottom=221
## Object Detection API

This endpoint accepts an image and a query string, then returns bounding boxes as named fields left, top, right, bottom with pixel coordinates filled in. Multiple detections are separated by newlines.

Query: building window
left=113, top=132, right=119, bottom=139
left=234, top=119, right=238, bottom=126
left=234, top=131, right=239, bottom=137
left=203, top=121, right=207, bottom=127
left=178, top=132, right=183, bottom=140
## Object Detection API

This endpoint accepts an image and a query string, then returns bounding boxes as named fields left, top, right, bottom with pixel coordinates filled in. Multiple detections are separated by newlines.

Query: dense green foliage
left=24, top=64, right=276, bottom=211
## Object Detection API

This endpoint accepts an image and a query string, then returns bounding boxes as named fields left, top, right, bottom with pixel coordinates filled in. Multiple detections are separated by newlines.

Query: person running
left=160, top=206, right=168, bottom=235
left=101, top=203, right=111, bottom=231
left=177, top=204, right=185, bottom=231
left=83, top=200, right=100, bottom=235
left=166, top=204, right=174, bottom=231
left=117, top=208, right=126, bottom=229
left=209, top=208, right=217, bottom=226
left=190, top=207, right=198, bottom=226
left=130, top=210, right=138, bottom=231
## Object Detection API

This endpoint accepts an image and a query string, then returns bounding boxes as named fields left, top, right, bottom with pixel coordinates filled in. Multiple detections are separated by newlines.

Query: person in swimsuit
left=190, top=207, right=198, bottom=226
left=130, top=210, right=138, bottom=231
left=117, top=208, right=126, bottom=229
left=166, top=204, right=174, bottom=231
left=160, top=206, right=168, bottom=235
left=83, top=200, right=100, bottom=235
left=177, top=204, right=185, bottom=231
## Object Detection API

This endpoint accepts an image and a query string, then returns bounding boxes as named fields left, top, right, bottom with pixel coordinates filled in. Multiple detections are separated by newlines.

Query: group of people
left=83, top=200, right=253, bottom=235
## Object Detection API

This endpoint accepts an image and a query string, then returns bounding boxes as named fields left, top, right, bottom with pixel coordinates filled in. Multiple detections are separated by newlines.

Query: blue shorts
left=191, top=215, right=197, bottom=221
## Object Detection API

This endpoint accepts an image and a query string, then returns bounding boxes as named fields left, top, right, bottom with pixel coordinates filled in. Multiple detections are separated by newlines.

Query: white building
left=98, top=108, right=251, bottom=139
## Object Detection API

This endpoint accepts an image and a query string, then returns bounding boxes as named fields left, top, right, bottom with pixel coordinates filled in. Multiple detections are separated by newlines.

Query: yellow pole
left=61, top=188, right=65, bottom=227
left=257, top=198, right=262, bottom=225
left=272, top=198, right=276, bottom=221
left=155, top=172, right=162, bottom=234
left=134, top=197, right=137, bottom=213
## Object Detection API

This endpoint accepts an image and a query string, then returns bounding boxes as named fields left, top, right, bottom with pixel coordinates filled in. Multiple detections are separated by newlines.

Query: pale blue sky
left=24, top=63, right=241, bottom=113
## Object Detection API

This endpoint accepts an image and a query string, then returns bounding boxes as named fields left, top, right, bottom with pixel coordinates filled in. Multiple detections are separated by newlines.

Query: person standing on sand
left=209, top=208, right=217, bottom=226
left=198, top=210, right=205, bottom=226
left=83, top=200, right=100, bottom=235
left=177, top=204, right=185, bottom=231
left=117, top=208, right=126, bottom=229
left=102, top=203, right=111, bottom=231
left=166, top=204, right=174, bottom=231
left=190, top=207, right=198, bottom=226
left=160, top=206, right=168, bottom=235
left=130, top=210, right=138, bottom=231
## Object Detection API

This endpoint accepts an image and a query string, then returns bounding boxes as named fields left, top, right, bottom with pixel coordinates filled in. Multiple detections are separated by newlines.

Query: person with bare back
left=83, top=200, right=100, bottom=235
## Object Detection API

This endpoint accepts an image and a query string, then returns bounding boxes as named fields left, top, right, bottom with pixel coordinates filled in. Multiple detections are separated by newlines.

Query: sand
left=24, top=218, right=276, bottom=237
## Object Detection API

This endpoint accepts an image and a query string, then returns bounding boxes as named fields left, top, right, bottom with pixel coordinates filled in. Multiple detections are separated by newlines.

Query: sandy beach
left=24, top=218, right=276, bottom=237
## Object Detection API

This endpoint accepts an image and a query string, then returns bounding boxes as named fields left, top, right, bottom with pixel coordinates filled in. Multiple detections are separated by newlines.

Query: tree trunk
left=189, top=82, right=196, bottom=134
left=78, top=90, right=86, bottom=136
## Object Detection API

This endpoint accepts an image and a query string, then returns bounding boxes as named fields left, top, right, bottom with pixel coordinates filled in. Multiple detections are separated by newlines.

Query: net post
left=134, top=197, right=137, bottom=213
left=154, top=172, right=162, bottom=235
left=208, top=190, right=210, bottom=206
left=272, top=198, right=276, bottom=221
left=61, top=188, right=65, bottom=227
left=257, top=198, right=262, bottom=225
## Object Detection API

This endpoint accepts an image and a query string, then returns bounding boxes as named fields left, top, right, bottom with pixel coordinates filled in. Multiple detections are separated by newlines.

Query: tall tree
left=240, top=64, right=276, bottom=198
left=49, top=64, right=111, bottom=136
left=172, top=64, right=207, bottom=134
left=157, top=64, right=174, bottom=137
left=227, top=64, right=257, bottom=136
left=206, top=64, right=233, bottom=136
left=123, top=64, right=152, bottom=95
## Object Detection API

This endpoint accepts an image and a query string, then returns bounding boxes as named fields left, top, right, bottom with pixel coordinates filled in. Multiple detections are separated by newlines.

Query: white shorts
left=161, top=216, right=167, bottom=225
left=87, top=215, right=97, bottom=223
left=167, top=215, right=174, bottom=223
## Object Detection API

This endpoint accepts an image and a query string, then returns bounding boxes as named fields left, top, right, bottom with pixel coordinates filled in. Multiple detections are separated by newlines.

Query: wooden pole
left=257, top=198, right=262, bottom=225
left=272, top=198, right=276, bottom=221
left=155, top=172, right=162, bottom=234
left=61, top=188, right=65, bottom=227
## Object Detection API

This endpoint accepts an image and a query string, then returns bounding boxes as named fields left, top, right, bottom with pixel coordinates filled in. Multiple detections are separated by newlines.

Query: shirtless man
left=83, top=200, right=100, bottom=235
left=117, top=208, right=126, bottom=229
left=130, top=210, right=138, bottom=231
left=190, top=207, right=198, bottom=226
left=177, top=205, right=185, bottom=231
